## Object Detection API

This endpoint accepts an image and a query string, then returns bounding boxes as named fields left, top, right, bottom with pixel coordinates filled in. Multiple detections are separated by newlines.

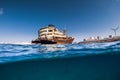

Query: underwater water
left=0, top=41, right=120, bottom=80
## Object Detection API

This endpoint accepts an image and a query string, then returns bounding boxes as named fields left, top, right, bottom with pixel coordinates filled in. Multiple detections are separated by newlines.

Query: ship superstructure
left=32, top=24, right=74, bottom=44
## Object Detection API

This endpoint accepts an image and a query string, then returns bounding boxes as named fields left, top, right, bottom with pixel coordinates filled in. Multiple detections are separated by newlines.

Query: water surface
left=0, top=41, right=120, bottom=80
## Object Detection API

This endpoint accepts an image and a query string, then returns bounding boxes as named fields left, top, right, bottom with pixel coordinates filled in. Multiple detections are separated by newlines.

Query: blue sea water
left=0, top=41, right=120, bottom=63
left=0, top=41, right=120, bottom=80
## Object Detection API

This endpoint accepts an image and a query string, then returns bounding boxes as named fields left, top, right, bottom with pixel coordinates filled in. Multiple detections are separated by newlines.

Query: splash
left=40, top=44, right=67, bottom=52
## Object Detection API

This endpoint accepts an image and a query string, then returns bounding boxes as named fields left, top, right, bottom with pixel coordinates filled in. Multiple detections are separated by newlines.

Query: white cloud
left=0, top=8, right=3, bottom=15
left=113, top=0, right=120, bottom=2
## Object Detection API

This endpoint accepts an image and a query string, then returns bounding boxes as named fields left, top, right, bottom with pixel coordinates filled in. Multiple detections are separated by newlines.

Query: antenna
left=111, top=26, right=119, bottom=36
left=63, top=25, right=67, bottom=35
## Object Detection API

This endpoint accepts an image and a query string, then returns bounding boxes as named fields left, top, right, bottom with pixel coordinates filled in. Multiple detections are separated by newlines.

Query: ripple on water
left=0, top=41, right=120, bottom=63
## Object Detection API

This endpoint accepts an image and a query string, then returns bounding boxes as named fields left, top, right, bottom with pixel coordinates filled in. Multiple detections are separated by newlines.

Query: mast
left=63, top=29, right=66, bottom=35
left=63, top=25, right=67, bottom=35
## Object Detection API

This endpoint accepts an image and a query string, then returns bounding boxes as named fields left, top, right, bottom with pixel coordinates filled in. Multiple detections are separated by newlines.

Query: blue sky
left=0, top=0, right=120, bottom=42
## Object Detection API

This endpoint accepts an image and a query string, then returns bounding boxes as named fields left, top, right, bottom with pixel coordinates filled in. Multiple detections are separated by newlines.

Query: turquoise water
left=0, top=42, right=120, bottom=80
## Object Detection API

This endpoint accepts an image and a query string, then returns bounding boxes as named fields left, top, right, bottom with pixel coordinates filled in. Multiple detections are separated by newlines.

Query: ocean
left=0, top=41, right=120, bottom=80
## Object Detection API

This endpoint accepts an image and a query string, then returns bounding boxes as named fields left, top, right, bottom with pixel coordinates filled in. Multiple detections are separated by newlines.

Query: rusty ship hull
left=32, top=37, right=74, bottom=44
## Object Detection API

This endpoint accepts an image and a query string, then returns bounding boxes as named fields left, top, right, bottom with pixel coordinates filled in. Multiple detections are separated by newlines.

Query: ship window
left=41, top=34, right=46, bottom=36
left=48, top=30, right=53, bottom=32
left=48, top=33, right=52, bottom=35
left=40, top=30, right=47, bottom=33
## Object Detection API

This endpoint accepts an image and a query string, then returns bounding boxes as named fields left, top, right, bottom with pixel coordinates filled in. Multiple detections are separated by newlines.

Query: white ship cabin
left=38, top=24, right=67, bottom=40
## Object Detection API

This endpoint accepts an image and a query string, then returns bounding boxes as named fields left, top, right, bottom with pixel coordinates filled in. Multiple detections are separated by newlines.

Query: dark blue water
left=0, top=41, right=120, bottom=80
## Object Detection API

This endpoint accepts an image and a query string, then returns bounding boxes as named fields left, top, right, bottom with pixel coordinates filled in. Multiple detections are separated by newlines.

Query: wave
left=39, top=44, right=67, bottom=52
left=0, top=41, right=120, bottom=63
